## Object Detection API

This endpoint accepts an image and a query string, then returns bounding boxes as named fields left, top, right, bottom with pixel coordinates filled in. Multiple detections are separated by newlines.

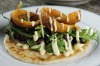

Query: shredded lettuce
left=45, top=43, right=53, bottom=53
left=10, top=31, right=14, bottom=39
left=27, top=39, right=37, bottom=47
left=6, top=23, right=98, bottom=53
left=46, top=33, right=65, bottom=53
left=8, top=24, right=33, bottom=38
left=80, top=28, right=98, bottom=42
left=68, top=28, right=98, bottom=43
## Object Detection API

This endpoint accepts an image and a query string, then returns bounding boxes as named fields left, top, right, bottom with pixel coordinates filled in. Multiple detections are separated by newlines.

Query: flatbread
left=4, top=35, right=90, bottom=64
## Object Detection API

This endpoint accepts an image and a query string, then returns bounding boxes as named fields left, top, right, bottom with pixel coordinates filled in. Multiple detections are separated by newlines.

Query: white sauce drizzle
left=54, top=19, right=57, bottom=32
left=74, top=30, right=84, bottom=51
left=16, top=43, right=23, bottom=47
left=64, top=50, right=74, bottom=57
left=33, top=31, right=38, bottom=41
left=63, top=51, right=70, bottom=56
left=22, top=44, right=29, bottom=49
left=49, top=17, right=53, bottom=31
left=27, top=11, right=30, bottom=21
left=52, top=36, right=60, bottom=56
left=74, top=43, right=84, bottom=51
left=69, top=36, right=73, bottom=41
left=20, top=19, right=23, bottom=23
left=32, top=21, right=35, bottom=26
left=76, top=30, right=80, bottom=42
left=67, top=25, right=70, bottom=32
left=66, top=14, right=69, bottom=22
left=65, top=32, right=74, bottom=56
left=63, top=40, right=68, bottom=50
left=47, top=53, right=53, bottom=55
left=77, top=11, right=81, bottom=20
left=39, top=41, right=46, bottom=55
left=63, top=31, right=74, bottom=56
left=49, top=8, right=51, bottom=13
left=67, top=33, right=72, bottom=50
left=40, top=11, right=44, bottom=37
left=62, top=23, right=64, bottom=30
left=60, top=12, right=62, bottom=17
left=57, top=17, right=61, bottom=20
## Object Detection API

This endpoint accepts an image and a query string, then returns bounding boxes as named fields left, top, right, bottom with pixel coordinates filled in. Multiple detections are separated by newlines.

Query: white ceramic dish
left=0, top=6, right=100, bottom=66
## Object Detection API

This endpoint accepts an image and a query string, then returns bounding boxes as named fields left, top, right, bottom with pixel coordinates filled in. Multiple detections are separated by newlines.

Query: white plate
left=44, top=0, right=91, bottom=6
left=0, top=6, right=100, bottom=66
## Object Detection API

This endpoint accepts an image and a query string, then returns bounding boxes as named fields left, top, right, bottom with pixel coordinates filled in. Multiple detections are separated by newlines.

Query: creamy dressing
left=16, top=43, right=23, bottom=47
left=22, top=44, right=29, bottom=49
left=54, top=19, right=57, bottom=32
left=63, top=36, right=74, bottom=56
left=74, top=43, right=84, bottom=51
left=77, top=10, right=81, bottom=20
left=40, top=11, right=44, bottom=37
left=20, top=19, right=23, bottom=23
left=57, top=17, right=61, bottom=20
left=66, top=14, right=69, bottom=22
left=27, top=11, right=30, bottom=21
left=32, top=21, right=35, bottom=26
left=52, top=36, right=60, bottom=56
left=33, top=31, right=38, bottom=41
left=67, top=33, right=73, bottom=50
left=67, top=25, right=70, bottom=32
left=64, top=50, right=74, bottom=56
left=47, top=53, right=53, bottom=55
left=69, top=36, right=73, bottom=41
left=76, top=30, right=80, bottom=42
left=67, top=25, right=72, bottom=50
left=74, top=30, right=84, bottom=51
left=49, top=8, right=52, bottom=13
left=60, top=12, right=62, bottom=17
left=49, top=17, right=53, bottom=31
left=41, top=25, right=44, bottom=37
left=63, top=51, right=70, bottom=56
left=64, top=27, right=74, bottom=56
left=63, top=39, right=69, bottom=50
left=39, top=41, right=46, bottom=55
left=63, top=33, right=74, bottom=56
left=62, top=23, right=64, bottom=30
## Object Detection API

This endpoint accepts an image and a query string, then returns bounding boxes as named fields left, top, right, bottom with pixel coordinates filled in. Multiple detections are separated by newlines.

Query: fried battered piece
left=41, top=7, right=79, bottom=32
left=11, top=1, right=40, bottom=28
left=42, top=15, right=75, bottom=32
left=41, top=7, right=81, bottom=25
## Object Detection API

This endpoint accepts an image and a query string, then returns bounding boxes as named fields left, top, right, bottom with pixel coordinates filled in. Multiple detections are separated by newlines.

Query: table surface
left=0, top=0, right=100, bottom=15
